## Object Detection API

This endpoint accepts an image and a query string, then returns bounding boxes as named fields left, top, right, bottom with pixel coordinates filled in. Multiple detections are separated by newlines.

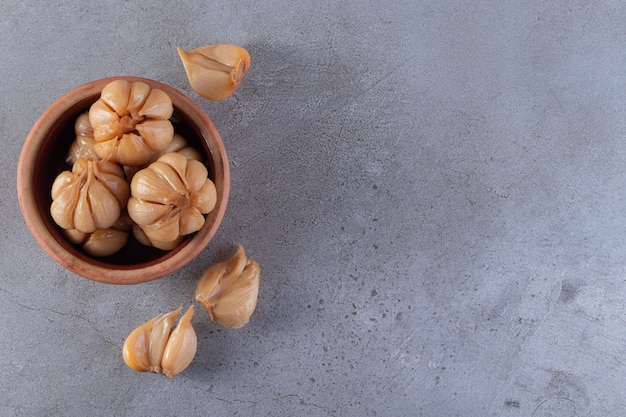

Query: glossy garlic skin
left=177, top=43, right=250, bottom=101
left=50, top=158, right=130, bottom=234
left=61, top=213, right=133, bottom=257
left=122, top=305, right=197, bottom=377
left=66, top=112, right=98, bottom=165
left=127, top=152, right=217, bottom=249
left=89, top=80, right=175, bottom=167
left=195, top=245, right=261, bottom=329
left=131, top=224, right=184, bottom=251
left=161, top=306, right=197, bottom=377
left=63, top=227, right=128, bottom=257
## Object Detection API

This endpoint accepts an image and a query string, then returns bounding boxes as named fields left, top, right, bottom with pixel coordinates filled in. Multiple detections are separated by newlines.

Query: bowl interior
left=31, top=89, right=220, bottom=270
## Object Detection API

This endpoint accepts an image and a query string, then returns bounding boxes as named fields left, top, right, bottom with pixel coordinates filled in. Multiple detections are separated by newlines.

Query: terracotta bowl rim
left=16, top=76, right=230, bottom=284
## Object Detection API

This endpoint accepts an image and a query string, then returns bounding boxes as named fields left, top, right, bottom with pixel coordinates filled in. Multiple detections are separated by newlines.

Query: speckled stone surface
left=3, top=1, right=626, bottom=416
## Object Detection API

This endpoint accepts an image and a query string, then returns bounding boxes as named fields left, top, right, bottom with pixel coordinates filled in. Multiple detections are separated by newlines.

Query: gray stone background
left=2, top=1, right=626, bottom=416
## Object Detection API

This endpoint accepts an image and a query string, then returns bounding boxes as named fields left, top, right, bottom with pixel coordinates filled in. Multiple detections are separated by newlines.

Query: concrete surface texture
left=2, top=0, right=626, bottom=416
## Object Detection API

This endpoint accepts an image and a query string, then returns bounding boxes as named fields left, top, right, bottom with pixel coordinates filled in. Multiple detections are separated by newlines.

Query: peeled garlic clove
left=195, top=245, right=261, bottom=329
left=89, top=99, right=120, bottom=142
left=100, top=79, right=131, bottom=115
left=178, top=207, right=205, bottom=236
left=122, top=317, right=154, bottom=372
left=177, top=44, right=250, bottom=101
left=184, top=159, right=209, bottom=192
left=135, top=119, right=175, bottom=152
left=50, top=174, right=82, bottom=230
left=73, top=178, right=98, bottom=233
left=191, top=179, right=217, bottom=214
left=145, top=158, right=187, bottom=198
left=88, top=178, right=123, bottom=230
left=126, top=81, right=151, bottom=114
left=139, top=88, right=174, bottom=120
left=127, top=197, right=172, bottom=226
left=162, top=306, right=197, bottom=378
left=141, top=212, right=181, bottom=243
left=75, top=112, right=94, bottom=137
left=107, top=133, right=155, bottom=167
left=178, top=146, right=203, bottom=162
left=51, top=171, right=76, bottom=199
left=154, top=152, right=188, bottom=179
left=130, top=162, right=184, bottom=205
left=132, top=224, right=153, bottom=247
left=148, top=306, right=182, bottom=372
left=132, top=225, right=184, bottom=250
left=75, top=158, right=130, bottom=209
left=81, top=228, right=129, bottom=257
left=93, top=167, right=131, bottom=208
left=67, top=112, right=98, bottom=165
left=62, top=228, right=87, bottom=245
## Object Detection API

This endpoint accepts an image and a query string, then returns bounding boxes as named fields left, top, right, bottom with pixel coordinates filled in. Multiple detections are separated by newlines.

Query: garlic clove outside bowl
left=17, top=77, right=230, bottom=284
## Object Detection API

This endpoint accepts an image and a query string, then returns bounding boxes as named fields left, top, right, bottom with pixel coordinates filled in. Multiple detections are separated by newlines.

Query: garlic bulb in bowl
left=17, top=76, right=229, bottom=284
left=89, top=79, right=175, bottom=167
left=50, top=158, right=130, bottom=234
left=128, top=152, right=217, bottom=250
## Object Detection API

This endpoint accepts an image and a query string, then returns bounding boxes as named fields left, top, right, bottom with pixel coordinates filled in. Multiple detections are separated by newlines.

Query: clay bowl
left=17, top=76, right=230, bottom=284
